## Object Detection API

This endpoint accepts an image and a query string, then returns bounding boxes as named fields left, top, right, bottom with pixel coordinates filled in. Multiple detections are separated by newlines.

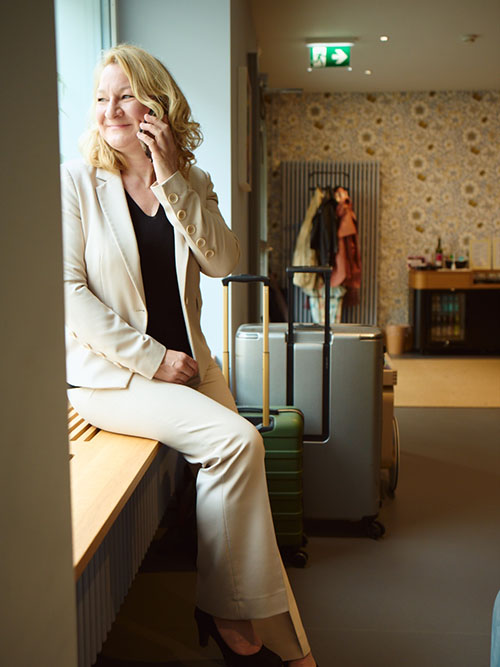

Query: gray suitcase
left=235, top=267, right=385, bottom=537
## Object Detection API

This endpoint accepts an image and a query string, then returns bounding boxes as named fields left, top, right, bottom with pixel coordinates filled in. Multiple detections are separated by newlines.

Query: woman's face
left=95, top=63, right=149, bottom=155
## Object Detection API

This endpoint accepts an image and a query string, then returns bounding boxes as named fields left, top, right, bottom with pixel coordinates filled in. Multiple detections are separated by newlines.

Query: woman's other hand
left=138, top=113, right=179, bottom=183
left=154, top=349, right=199, bottom=385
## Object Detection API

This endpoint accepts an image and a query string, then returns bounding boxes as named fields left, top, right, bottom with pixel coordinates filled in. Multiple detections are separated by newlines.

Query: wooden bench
left=68, top=405, right=179, bottom=667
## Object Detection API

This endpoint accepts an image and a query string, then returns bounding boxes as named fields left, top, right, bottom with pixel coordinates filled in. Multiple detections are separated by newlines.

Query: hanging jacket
left=292, top=187, right=323, bottom=293
left=309, top=187, right=339, bottom=267
left=331, top=195, right=360, bottom=282
left=292, top=186, right=362, bottom=304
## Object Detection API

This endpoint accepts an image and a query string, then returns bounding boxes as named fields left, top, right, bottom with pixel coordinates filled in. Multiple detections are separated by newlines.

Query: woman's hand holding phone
left=137, top=110, right=179, bottom=182
left=138, top=109, right=155, bottom=160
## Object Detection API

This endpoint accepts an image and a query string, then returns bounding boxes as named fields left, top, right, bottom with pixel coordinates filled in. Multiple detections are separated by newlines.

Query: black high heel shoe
left=194, top=607, right=284, bottom=666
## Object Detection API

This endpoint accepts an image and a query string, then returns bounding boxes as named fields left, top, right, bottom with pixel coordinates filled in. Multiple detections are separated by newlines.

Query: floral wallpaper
left=264, top=89, right=500, bottom=328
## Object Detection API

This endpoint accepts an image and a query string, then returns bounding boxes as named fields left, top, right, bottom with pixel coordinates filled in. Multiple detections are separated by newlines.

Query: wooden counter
left=408, top=270, right=500, bottom=354
left=409, top=269, right=500, bottom=290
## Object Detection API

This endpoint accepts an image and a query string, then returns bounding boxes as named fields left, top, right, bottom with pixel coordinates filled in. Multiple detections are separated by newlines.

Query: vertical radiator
left=75, top=447, right=175, bottom=667
left=281, top=160, right=380, bottom=325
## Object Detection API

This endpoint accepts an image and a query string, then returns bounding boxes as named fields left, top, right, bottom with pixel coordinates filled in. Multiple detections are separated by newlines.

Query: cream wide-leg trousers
left=68, top=360, right=310, bottom=661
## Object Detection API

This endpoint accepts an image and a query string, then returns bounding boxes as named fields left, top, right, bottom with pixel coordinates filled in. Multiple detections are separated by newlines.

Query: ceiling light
left=267, top=87, right=304, bottom=94
left=461, top=34, right=479, bottom=43
left=380, top=35, right=389, bottom=42
left=305, top=40, right=355, bottom=48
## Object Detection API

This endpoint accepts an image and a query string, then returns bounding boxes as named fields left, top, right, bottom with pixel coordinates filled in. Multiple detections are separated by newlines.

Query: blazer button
left=196, top=237, right=206, bottom=248
left=186, top=224, right=196, bottom=235
left=205, top=249, right=215, bottom=259
left=177, top=209, right=187, bottom=221
left=167, top=192, right=179, bottom=204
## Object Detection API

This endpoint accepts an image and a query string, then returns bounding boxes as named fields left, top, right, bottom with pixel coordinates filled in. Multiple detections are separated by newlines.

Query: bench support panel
left=75, top=446, right=177, bottom=667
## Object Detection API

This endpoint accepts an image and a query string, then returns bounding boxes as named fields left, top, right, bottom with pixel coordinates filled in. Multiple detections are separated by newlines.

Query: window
left=54, top=0, right=115, bottom=162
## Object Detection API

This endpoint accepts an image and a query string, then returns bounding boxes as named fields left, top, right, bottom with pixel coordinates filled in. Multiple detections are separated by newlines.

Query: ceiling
left=249, top=0, right=500, bottom=93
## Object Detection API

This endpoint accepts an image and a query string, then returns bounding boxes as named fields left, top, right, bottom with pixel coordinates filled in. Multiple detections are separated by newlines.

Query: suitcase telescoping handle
left=286, top=266, right=332, bottom=442
left=222, top=275, right=271, bottom=428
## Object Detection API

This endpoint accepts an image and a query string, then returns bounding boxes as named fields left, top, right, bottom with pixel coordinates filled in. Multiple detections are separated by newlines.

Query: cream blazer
left=61, top=159, right=240, bottom=389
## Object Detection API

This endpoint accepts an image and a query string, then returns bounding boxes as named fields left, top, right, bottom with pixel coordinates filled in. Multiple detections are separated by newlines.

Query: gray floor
left=96, top=407, right=500, bottom=667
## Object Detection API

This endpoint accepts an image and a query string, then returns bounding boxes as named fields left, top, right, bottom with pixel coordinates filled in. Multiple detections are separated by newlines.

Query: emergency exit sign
left=309, top=45, right=351, bottom=68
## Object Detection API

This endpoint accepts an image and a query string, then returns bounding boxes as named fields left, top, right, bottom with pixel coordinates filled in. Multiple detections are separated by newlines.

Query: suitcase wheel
left=281, top=547, right=308, bottom=568
left=289, top=549, right=308, bottom=568
left=366, top=520, right=385, bottom=540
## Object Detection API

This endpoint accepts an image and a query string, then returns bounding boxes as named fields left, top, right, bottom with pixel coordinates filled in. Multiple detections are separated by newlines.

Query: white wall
left=117, top=0, right=257, bottom=363
left=0, top=1, right=78, bottom=665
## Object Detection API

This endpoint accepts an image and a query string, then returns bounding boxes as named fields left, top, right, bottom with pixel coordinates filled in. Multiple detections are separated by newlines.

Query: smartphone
left=139, top=108, right=155, bottom=160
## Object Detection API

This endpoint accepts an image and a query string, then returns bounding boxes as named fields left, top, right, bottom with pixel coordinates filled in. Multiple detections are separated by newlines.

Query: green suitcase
left=222, top=275, right=308, bottom=567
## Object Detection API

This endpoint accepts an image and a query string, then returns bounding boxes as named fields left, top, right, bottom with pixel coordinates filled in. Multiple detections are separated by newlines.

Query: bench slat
left=68, top=406, right=100, bottom=442
left=72, top=422, right=100, bottom=441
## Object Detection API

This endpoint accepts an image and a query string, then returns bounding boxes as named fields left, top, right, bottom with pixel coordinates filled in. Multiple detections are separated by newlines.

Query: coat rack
left=308, top=169, right=350, bottom=192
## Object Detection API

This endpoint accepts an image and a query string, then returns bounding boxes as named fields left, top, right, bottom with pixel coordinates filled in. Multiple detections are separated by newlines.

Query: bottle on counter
left=435, top=237, right=443, bottom=268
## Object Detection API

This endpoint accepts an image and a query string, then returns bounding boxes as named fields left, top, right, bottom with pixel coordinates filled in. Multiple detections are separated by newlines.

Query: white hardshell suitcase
left=235, top=267, right=385, bottom=537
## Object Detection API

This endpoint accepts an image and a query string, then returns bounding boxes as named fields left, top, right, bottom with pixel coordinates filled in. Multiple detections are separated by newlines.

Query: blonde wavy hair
left=80, top=44, right=203, bottom=176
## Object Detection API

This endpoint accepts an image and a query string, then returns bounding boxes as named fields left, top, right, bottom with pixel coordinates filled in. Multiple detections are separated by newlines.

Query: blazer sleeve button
left=177, top=209, right=187, bottom=221
left=204, top=249, right=215, bottom=259
left=167, top=192, right=179, bottom=204
left=196, top=237, right=207, bottom=248
left=186, top=224, right=196, bottom=235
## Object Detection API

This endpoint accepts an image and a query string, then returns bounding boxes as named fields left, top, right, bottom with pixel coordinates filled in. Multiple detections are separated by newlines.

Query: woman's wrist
left=151, top=171, right=178, bottom=189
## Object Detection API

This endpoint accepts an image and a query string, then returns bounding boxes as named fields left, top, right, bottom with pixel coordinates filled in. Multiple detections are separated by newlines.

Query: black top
left=125, top=191, right=192, bottom=357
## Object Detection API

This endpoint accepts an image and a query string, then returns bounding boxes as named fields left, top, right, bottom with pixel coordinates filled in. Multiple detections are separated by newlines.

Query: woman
left=62, top=43, right=317, bottom=667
